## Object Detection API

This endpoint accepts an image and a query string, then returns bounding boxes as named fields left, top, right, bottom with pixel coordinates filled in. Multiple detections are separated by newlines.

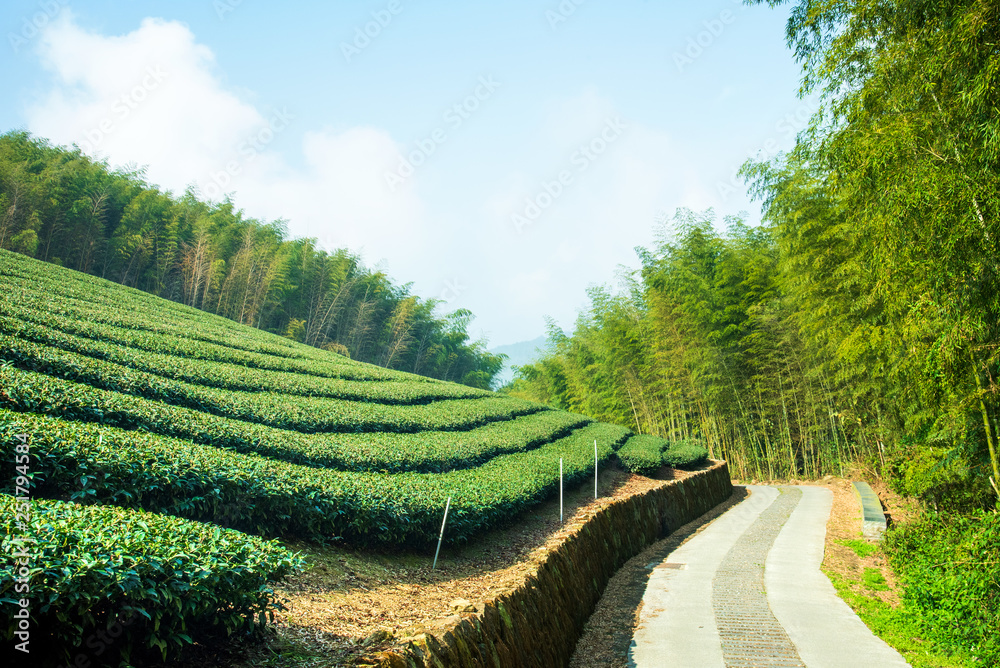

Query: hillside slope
left=0, top=131, right=506, bottom=389
left=0, top=249, right=647, bottom=664
left=0, top=249, right=634, bottom=547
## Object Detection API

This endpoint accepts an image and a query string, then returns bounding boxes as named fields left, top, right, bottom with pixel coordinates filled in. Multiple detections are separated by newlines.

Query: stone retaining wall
left=361, top=460, right=733, bottom=668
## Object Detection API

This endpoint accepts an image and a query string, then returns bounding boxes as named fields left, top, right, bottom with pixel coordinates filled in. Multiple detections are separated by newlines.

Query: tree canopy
left=510, top=0, right=999, bottom=509
left=0, top=130, right=504, bottom=389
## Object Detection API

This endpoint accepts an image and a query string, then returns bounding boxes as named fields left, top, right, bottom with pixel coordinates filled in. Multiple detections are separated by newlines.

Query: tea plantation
left=0, top=249, right=658, bottom=664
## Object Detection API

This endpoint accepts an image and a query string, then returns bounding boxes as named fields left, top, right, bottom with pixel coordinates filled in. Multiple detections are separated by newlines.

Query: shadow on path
left=569, top=486, right=750, bottom=668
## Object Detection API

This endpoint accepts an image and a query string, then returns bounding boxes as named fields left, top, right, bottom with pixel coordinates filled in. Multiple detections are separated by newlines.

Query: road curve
left=628, top=485, right=910, bottom=668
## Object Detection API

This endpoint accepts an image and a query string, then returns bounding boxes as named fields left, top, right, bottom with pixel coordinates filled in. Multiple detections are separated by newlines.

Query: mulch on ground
left=172, top=464, right=697, bottom=667
left=818, top=473, right=916, bottom=608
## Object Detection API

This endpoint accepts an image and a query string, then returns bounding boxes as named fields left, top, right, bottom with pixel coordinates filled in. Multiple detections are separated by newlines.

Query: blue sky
left=1, top=0, right=807, bottom=347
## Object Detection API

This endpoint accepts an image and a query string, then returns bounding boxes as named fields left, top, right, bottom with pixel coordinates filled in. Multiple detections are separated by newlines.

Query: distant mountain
left=489, top=335, right=549, bottom=388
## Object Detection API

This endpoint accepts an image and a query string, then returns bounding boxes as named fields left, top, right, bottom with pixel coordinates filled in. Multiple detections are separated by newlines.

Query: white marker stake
left=432, top=496, right=451, bottom=570
left=559, top=458, right=564, bottom=524
left=594, top=440, right=598, bottom=498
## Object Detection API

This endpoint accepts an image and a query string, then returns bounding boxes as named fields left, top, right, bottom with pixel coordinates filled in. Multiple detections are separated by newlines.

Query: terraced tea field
left=0, top=249, right=641, bottom=664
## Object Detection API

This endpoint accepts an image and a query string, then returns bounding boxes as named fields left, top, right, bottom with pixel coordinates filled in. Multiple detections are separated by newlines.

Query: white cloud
left=242, top=126, right=428, bottom=268
left=26, top=13, right=426, bottom=274
left=21, top=15, right=754, bottom=348
left=30, top=14, right=259, bottom=190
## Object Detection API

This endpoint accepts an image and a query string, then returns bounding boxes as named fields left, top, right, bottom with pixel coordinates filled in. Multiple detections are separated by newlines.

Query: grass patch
left=248, top=637, right=332, bottom=668
left=836, top=538, right=877, bottom=559
left=824, top=568, right=977, bottom=667
left=862, top=567, right=889, bottom=591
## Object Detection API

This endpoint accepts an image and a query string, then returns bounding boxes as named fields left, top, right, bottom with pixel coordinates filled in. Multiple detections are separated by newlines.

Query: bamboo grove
left=0, top=131, right=503, bottom=389
left=509, top=0, right=1000, bottom=512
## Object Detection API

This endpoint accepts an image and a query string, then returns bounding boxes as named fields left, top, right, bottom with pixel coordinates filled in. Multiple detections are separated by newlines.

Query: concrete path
left=628, top=485, right=910, bottom=668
